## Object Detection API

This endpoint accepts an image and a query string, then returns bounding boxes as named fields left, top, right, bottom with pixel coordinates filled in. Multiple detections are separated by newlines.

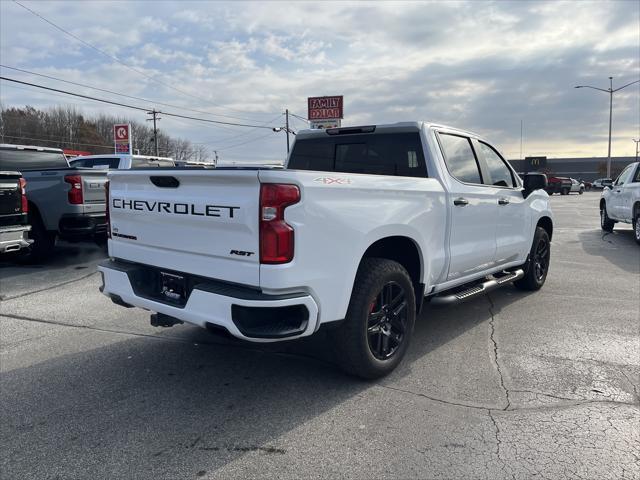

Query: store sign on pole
left=113, top=124, right=132, bottom=154
left=308, top=96, right=343, bottom=129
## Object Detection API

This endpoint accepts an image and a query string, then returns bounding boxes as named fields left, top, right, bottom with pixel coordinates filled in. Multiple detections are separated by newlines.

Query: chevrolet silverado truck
left=0, top=144, right=108, bottom=262
left=600, top=161, right=640, bottom=244
left=99, top=122, right=553, bottom=378
left=0, top=171, right=31, bottom=254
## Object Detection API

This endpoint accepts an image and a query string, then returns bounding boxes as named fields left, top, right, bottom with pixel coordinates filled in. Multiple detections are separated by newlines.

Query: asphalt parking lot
left=1, top=191, right=638, bottom=479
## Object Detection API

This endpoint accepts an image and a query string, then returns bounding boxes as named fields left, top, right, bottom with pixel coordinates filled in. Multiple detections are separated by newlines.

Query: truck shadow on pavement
left=578, top=228, right=639, bottom=274
left=0, top=241, right=106, bottom=299
left=1, top=287, right=530, bottom=479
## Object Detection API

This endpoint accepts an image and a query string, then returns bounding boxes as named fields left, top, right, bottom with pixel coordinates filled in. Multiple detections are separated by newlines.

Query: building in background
left=509, top=156, right=636, bottom=181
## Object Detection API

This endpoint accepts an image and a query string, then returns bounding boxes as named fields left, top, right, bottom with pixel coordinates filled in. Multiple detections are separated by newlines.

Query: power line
left=196, top=113, right=284, bottom=146
left=289, top=112, right=310, bottom=123
left=1, top=134, right=114, bottom=149
left=12, top=0, right=276, bottom=119
left=217, top=130, right=277, bottom=152
left=0, top=77, right=278, bottom=129
left=0, top=64, right=272, bottom=125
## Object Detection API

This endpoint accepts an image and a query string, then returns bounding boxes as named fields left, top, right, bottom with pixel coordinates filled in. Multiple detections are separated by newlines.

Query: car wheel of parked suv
left=579, top=188, right=584, bottom=195
left=600, top=203, right=615, bottom=232
left=514, top=227, right=551, bottom=291
left=634, top=214, right=640, bottom=245
left=332, top=258, right=416, bottom=379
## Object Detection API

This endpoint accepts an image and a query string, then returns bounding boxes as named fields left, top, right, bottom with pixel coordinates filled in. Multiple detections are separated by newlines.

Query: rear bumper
left=98, top=259, right=319, bottom=342
left=0, top=225, right=32, bottom=253
left=59, top=213, right=107, bottom=239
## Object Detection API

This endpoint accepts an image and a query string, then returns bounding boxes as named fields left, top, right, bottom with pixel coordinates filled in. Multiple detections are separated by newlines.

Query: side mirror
left=523, top=173, right=548, bottom=198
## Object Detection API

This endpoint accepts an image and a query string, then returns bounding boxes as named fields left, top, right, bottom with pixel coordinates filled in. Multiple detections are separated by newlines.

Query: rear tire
left=331, top=258, right=416, bottom=379
left=600, top=203, right=615, bottom=232
left=633, top=214, right=640, bottom=245
left=18, top=211, right=56, bottom=264
left=514, top=227, right=550, bottom=291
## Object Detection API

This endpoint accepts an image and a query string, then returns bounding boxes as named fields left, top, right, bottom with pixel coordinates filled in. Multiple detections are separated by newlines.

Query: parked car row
left=0, top=145, right=179, bottom=262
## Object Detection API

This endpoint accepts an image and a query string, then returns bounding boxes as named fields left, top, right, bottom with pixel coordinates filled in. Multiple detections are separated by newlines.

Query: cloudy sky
left=1, top=0, right=639, bottom=163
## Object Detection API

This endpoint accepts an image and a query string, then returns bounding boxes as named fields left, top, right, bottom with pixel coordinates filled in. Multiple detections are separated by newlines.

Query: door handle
left=498, top=197, right=510, bottom=205
left=615, top=189, right=621, bottom=193
left=453, top=197, right=469, bottom=206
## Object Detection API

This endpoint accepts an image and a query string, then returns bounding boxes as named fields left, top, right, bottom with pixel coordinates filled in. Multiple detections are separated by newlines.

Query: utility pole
left=520, top=119, right=524, bottom=171
left=146, top=109, right=161, bottom=156
left=214, top=150, right=219, bottom=165
left=633, top=139, right=640, bottom=162
left=285, top=109, right=290, bottom=153
left=575, top=77, right=640, bottom=179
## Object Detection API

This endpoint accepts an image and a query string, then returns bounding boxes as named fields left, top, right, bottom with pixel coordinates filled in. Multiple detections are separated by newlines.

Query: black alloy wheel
left=532, top=235, right=550, bottom=282
left=514, top=227, right=551, bottom=291
left=332, top=258, right=416, bottom=379
left=600, top=204, right=615, bottom=232
left=366, top=281, right=408, bottom=360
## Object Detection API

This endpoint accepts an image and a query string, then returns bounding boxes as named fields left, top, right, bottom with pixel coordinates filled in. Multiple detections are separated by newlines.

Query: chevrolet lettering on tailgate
left=112, top=198, right=239, bottom=218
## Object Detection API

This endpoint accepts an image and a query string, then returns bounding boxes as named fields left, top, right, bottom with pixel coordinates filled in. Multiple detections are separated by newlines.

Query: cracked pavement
left=1, top=192, right=639, bottom=479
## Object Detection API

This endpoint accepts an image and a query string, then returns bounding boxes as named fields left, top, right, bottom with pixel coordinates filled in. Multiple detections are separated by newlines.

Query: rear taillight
left=105, top=180, right=111, bottom=239
left=19, top=178, right=28, bottom=213
left=64, top=175, right=83, bottom=204
left=259, top=183, right=300, bottom=264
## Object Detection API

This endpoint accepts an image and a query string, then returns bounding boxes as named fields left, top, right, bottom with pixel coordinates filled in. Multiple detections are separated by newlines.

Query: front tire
left=579, top=188, right=584, bottom=195
left=633, top=214, right=640, bottom=245
left=600, top=203, right=615, bottom=232
left=514, top=227, right=551, bottom=291
left=332, top=258, right=416, bottom=379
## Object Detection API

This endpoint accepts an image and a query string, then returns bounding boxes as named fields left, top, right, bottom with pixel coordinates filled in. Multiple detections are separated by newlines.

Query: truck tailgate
left=78, top=169, right=109, bottom=205
left=108, top=169, right=261, bottom=286
left=0, top=172, right=21, bottom=216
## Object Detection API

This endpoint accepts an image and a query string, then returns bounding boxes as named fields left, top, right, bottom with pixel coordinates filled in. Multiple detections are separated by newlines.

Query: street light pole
left=607, top=77, right=612, bottom=176
left=633, top=138, right=640, bottom=162
left=575, top=77, right=640, bottom=179
left=285, top=109, right=290, bottom=154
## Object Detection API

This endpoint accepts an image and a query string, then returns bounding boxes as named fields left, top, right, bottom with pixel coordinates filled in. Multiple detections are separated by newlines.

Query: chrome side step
left=430, top=269, right=525, bottom=305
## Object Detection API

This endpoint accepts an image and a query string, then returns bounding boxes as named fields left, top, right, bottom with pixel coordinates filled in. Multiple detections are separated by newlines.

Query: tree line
left=0, top=105, right=211, bottom=162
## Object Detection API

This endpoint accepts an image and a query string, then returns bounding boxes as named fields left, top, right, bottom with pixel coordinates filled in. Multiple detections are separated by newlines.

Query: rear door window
left=0, top=148, right=69, bottom=170
left=438, top=133, right=482, bottom=184
left=288, top=132, right=427, bottom=177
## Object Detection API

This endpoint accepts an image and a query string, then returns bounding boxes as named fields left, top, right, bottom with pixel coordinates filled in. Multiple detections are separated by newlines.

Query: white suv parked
left=600, top=162, right=640, bottom=244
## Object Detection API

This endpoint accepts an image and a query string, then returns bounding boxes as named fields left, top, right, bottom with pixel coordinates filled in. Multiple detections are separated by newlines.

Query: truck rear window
left=0, top=148, right=69, bottom=170
left=288, top=132, right=427, bottom=177
left=131, top=158, right=175, bottom=168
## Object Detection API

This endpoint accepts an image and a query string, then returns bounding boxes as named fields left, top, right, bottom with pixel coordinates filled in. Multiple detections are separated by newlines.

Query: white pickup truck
left=99, top=122, right=553, bottom=378
left=600, top=161, right=640, bottom=244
